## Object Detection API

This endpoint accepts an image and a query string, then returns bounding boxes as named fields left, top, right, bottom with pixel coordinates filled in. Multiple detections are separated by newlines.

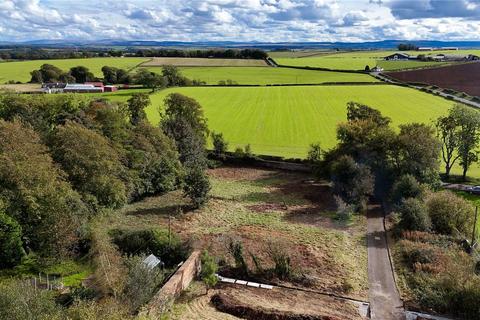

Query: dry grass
left=0, top=83, right=42, bottom=92
left=93, top=166, right=368, bottom=318
left=140, top=57, right=268, bottom=67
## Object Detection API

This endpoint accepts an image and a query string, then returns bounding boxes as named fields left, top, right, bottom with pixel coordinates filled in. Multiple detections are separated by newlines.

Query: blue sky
left=0, top=0, right=479, bottom=42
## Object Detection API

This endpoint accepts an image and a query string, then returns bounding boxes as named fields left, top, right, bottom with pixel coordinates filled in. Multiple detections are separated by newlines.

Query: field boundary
left=274, top=63, right=368, bottom=74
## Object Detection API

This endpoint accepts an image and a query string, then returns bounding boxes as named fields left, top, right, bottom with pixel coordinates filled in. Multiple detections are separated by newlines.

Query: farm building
left=418, top=47, right=434, bottom=51
left=42, top=82, right=66, bottom=93
left=384, top=53, right=414, bottom=61
left=434, top=54, right=480, bottom=62
left=63, top=84, right=104, bottom=93
left=104, top=85, right=118, bottom=92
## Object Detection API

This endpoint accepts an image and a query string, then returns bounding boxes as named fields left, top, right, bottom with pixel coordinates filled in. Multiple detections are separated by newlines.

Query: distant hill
left=2, top=39, right=480, bottom=50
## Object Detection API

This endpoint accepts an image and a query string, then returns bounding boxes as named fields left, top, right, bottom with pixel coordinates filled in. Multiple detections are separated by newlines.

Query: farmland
left=134, top=85, right=452, bottom=158
left=140, top=57, right=268, bottom=67
left=273, top=50, right=480, bottom=71
left=0, top=57, right=149, bottom=83
left=386, top=62, right=480, bottom=97
left=151, top=67, right=379, bottom=85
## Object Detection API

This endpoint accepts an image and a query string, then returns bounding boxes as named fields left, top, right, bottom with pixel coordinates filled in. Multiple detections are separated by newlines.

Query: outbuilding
left=383, top=53, right=412, bottom=61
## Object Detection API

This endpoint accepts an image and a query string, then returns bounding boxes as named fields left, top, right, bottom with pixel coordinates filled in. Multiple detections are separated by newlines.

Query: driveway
left=367, top=204, right=405, bottom=320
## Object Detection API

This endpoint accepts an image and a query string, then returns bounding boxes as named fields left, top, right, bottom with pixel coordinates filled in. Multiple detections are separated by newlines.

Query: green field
left=377, top=60, right=451, bottom=70
left=133, top=85, right=451, bottom=158
left=0, top=57, right=149, bottom=83
left=148, top=67, right=379, bottom=85
left=274, top=50, right=480, bottom=71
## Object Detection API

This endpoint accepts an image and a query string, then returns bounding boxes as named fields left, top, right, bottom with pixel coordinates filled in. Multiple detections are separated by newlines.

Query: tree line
left=29, top=64, right=205, bottom=91
left=0, top=91, right=210, bottom=268
left=133, top=48, right=268, bottom=60
left=0, top=47, right=267, bottom=61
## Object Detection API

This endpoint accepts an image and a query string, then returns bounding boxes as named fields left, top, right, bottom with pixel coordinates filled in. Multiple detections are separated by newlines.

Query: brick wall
left=141, top=250, right=201, bottom=317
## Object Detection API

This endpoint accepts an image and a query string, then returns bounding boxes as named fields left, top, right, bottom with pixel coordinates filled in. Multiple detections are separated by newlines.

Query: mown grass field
left=135, top=85, right=452, bottom=158
left=0, top=57, right=149, bottom=83
left=140, top=57, right=268, bottom=67
left=147, top=67, right=379, bottom=85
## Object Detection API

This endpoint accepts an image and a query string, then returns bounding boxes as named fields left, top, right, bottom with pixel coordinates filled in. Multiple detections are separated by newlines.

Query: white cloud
left=0, top=0, right=479, bottom=42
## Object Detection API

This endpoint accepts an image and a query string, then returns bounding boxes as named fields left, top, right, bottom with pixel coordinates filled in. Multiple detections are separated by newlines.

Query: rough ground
left=169, top=282, right=363, bottom=320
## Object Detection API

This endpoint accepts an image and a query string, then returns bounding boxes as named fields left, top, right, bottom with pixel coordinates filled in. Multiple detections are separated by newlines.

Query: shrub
left=211, top=131, right=228, bottom=159
left=330, top=155, right=374, bottom=212
left=307, top=142, right=323, bottom=178
left=122, top=255, right=165, bottom=312
left=397, top=198, right=431, bottom=232
left=200, top=250, right=218, bottom=293
left=227, top=238, right=248, bottom=276
left=183, top=166, right=211, bottom=208
left=110, top=228, right=190, bottom=268
left=266, top=241, right=291, bottom=280
left=425, top=191, right=474, bottom=236
left=0, top=211, right=25, bottom=269
left=390, top=174, right=424, bottom=205
left=334, top=196, right=355, bottom=221
left=0, top=280, right=63, bottom=320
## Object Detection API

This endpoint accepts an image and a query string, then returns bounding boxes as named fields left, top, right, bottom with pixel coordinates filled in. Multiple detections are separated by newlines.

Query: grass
left=137, top=85, right=453, bottom=158
left=103, top=166, right=368, bottom=299
left=0, top=57, right=149, bottom=83
left=377, top=60, right=451, bottom=71
left=273, top=50, right=480, bottom=71
left=140, top=57, right=267, bottom=67
left=95, top=83, right=480, bottom=179
left=150, top=67, right=379, bottom=85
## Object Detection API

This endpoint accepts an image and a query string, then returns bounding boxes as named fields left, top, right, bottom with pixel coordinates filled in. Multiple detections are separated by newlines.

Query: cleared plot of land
left=138, top=85, right=452, bottom=158
left=106, top=166, right=368, bottom=301
left=152, top=67, right=379, bottom=85
left=0, top=57, right=149, bottom=83
left=140, top=57, right=268, bottom=67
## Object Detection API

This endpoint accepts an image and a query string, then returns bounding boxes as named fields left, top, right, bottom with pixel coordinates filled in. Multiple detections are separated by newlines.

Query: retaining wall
left=142, top=250, right=201, bottom=317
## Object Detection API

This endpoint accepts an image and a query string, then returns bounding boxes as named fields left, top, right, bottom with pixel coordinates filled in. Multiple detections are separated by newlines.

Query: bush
left=330, top=155, right=374, bottom=212
left=425, top=191, right=474, bottom=236
left=0, top=280, right=63, bottom=320
left=391, top=174, right=424, bottom=205
left=334, top=196, right=355, bottom=221
left=266, top=241, right=292, bottom=280
left=200, top=250, right=218, bottom=293
left=211, top=131, right=228, bottom=159
left=183, top=166, right=211, bottom=208
left=227, top=238, right=248, bottom=276
left=0, top=211, right=25, bottom=269
left=122, top=255, right=165, bottom=311
left=397, top=198, right=431, bottom=232
left=110, top=228, right=190, bottom=268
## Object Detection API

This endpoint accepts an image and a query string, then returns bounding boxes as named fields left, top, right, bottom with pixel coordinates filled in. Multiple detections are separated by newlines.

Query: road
left=367, top=204, right=405, bottom=320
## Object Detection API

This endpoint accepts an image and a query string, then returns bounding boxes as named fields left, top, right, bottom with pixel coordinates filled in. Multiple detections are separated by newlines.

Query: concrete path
left=367, top=204, right=405, bottom=320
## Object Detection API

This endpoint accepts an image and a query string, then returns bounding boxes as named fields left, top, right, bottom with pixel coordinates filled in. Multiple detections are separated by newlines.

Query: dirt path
left=367, top=204, right=405, bottom=320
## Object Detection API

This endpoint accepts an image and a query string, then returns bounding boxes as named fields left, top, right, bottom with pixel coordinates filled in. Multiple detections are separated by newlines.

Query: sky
left=0, top=0, right=479, bottom=42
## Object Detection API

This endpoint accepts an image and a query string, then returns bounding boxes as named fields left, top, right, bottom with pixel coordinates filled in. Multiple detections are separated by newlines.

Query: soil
left=211, top=284, right=363, bottom=320
left=385, top=61, right=480, bottom=97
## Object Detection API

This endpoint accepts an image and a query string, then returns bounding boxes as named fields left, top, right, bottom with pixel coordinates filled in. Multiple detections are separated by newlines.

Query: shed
left=104, top=85, right=118, bottom=92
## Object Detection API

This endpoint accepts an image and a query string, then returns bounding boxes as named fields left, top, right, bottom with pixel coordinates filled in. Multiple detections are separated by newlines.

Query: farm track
left=367, top=204, right=405, bottom=320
